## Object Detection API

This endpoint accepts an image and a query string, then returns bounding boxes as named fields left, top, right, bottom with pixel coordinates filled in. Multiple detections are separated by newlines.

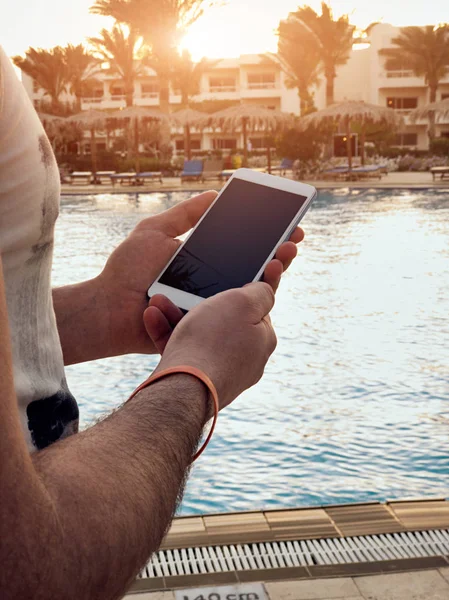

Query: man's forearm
left=6, top=374, right=207, bottom=600
left=53, top=278, right=114, bottom=364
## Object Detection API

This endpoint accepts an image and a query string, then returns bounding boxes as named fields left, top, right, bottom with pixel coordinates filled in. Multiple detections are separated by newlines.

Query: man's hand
left=145, top=283, right=278, bottom=410
left=97, top=191, right=304, bottom=357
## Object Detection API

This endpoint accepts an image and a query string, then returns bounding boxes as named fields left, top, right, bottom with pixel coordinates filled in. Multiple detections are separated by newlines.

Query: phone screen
left=159, top=179, right=307, bottom=298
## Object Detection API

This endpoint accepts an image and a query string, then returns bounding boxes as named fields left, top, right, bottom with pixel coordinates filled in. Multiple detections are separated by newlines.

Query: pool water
left=55, top=189, right=449, bottom=515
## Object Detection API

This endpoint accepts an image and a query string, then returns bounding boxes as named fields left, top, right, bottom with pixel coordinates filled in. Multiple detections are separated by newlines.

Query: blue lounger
left=135, top=171, right=163, bottom=184
left=270, top=158, right=294, bottom=175
left=110, top=172, right=137, bottom=186
left=181, top=160, right=204, bottom=181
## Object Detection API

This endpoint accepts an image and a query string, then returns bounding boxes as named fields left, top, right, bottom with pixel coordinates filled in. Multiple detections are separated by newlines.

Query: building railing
left=247, top=82, right=276, bottom=89
left=82, top=97, right=103, bottom=104
left=111, top=94, right=126, bottom=101
left=209, top=85, right=237, bottom=92
left=141, top=92, right=159, bottom=98
left=385, top=70, right=415, bottom=78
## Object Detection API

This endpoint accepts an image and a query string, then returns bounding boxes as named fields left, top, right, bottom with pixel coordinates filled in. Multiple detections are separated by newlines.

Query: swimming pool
left=56, top=188, right=449, bottom=515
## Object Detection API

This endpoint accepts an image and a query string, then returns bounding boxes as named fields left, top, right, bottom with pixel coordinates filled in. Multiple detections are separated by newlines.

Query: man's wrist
left=135, top=373, right=211, bottom=426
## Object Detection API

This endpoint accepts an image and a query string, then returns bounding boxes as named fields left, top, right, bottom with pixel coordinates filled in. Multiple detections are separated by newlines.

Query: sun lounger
left=352, top=165, right=382, bottom=180
left=321, top=167, right=349, bottom=180
left=70, top=171, right=93, bottom=184
left=94, top=171, right=116, bottom=184
left=430, top=166, right=449, bottom=181
left=109, top=172, right=137, bottom=186
left=181, top=160, right=204, bottom=182
left=270, top=158, right=294, bottom=176
left=134, top=171, right=163, bottom=184
left=202, top=159, right=223, bottom=181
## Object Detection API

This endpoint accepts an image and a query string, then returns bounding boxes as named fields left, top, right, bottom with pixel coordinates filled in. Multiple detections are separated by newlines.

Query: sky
left=1, top=0, right=448, bottom=60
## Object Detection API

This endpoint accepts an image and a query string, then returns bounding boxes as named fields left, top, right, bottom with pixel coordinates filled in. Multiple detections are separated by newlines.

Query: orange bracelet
left=126, top=366, right=219, bottom=462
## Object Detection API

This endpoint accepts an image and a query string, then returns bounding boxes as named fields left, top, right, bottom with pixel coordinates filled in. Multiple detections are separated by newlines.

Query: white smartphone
left=147, top=168, right=317, bottom=311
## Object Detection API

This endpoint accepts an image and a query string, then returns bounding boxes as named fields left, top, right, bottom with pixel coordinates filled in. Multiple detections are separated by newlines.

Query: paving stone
left=439, top=568, right=449, bottom=585
left=353, top=570, right=449, bottom=599
left=265, top=577, right=360, bottom=599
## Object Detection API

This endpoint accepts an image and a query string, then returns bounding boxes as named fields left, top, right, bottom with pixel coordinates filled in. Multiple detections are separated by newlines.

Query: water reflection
left=55, top=189, right=449, bottom=515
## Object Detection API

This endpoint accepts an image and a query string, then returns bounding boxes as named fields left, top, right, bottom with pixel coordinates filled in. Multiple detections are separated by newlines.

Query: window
left=441, top=132, right=449, bottom=139
left=212, top=138, right=237, bottom=150
left=93, top=88, right=104, bottom=98
left=392, top=133, right=418, bottom=146
left=247, top=72, right=276, bottom=89
left=209, top=77, right=236, bottom=92
left=175, top=139, right=201, bottom=151
left=249, top=137, right=269, bottom=149
left=386, top=97, right=418, bottom=110
left=111, top=86, right=125, bottom=98
left=441, top=94, right=449, bottom=100
left=141, top=82, right=159, bottom=97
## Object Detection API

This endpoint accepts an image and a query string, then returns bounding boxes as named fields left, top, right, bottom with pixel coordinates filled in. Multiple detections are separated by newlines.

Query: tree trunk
left=158, top=73, right=171, bottom=150
left=266, top=144, right=272, bottom=174
left=345, top=116, right=352, bottom=173
left=298, top=89, right=306, bottom=117
left=242, top=117, right=248, bottom=168
left=428, top=84, right=438, bottom=144
left=185, top=123, right=191, bottom=160
left=325, top=68, right=334, bottom=107
left=360, top=128, right=366, bottom=166
left=91, top=127, right=98, bottom=183
left=134, top=118, right=140, bottom=174
left=159, top=75, right=170, bottom=114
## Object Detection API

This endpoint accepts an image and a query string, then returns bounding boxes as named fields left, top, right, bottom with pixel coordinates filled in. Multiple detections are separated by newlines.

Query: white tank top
left=0, top=46, right=78, bottom=451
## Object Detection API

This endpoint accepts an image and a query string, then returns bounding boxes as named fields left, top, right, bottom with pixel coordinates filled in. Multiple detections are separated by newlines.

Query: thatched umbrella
left=65, top=109, right=109, bottom=180
left=170, top=108, right=207, bottom=160
left=109, top=106, right=170, bottom=173
left=409, top=98, right=449, bottom=135
left=197, top=104, right=292, bottom=171
left=299, top=101, right=402, bottom=169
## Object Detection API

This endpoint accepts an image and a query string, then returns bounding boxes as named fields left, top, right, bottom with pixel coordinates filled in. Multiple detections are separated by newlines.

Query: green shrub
left=429, top=137, right=449, bottom=157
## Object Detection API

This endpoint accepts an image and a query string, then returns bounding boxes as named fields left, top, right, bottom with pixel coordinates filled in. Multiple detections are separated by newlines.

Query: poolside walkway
left=61, top=171, right=449, bottom=196
left=125, top=568, right=449, bottom=600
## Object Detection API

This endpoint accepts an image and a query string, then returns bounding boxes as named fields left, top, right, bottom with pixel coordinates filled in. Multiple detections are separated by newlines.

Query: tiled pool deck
left=123, top=499, right=449, bottom=598
left=126, top=569, right=449, bottom=600
left=61, top=171, right=449, bottom=196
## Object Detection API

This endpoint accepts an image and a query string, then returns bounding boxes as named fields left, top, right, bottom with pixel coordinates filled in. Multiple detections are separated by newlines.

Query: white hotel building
left=23, top=23, right=449, bottom=153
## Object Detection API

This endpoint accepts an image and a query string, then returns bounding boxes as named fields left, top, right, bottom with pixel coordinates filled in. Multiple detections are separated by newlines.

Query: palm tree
left=90, top=0, right=210, bottom=113
left=291, top=2, right=355, bottom=107
left=171, top=49, right=211, bottom=107
left=88, top=24, right=147, bottom=107
left=380, top=25, right=449, bottom=141
left=274, top=16, right=322, bottom=116
left=13, top=47, right=67, bottom=111
left=64, top=44, right=100, bottom=111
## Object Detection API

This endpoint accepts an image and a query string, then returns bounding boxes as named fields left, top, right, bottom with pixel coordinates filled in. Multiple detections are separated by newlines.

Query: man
left=0, top=46, right=303, bottom=600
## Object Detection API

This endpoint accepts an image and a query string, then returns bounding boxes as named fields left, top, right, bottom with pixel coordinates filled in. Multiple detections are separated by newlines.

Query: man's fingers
left=143, top=306, right=173, bottom=354
left=150, top=191, right=218, bottom=238
left=289, top=227, right=305, bottom=244
left=242, top=281, right=275, bottom=320
left=263, top=259, right=284, bottom=293
left=149, top=294, right=184, bottom=328
left=275, top=241, right=298, bottom=272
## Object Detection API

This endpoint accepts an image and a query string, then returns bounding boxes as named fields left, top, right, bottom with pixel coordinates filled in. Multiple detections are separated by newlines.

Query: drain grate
left=138, top=529, right=449, bottom=579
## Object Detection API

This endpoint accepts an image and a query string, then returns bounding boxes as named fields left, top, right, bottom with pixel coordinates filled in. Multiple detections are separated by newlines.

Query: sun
left=179, top=3, right=279, bottom=60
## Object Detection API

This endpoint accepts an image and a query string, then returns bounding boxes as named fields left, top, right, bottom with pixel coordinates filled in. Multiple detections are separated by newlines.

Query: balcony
left=209, top=85, right=237, bottom=93
left=247, top=82, right=276, bottom=90
left=81, top=97, right=103, bottom=104
left=386, top=70, right=414, bottom=78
